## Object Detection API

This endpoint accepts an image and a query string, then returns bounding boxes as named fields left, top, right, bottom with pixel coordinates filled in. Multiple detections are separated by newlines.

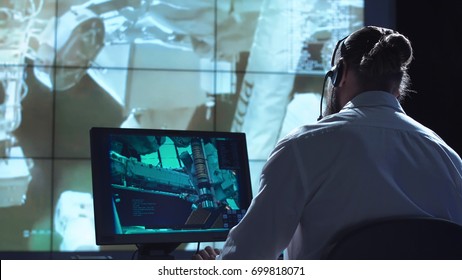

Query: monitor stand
left=136, top=243, right=181, bottom=260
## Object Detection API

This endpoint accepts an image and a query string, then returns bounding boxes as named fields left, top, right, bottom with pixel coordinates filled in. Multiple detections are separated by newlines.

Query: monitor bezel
left=90, top=127, right=254, bottom=248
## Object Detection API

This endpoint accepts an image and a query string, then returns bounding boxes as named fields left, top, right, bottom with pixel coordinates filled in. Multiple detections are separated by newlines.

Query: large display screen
left=0, top=0, right=364, bottom=254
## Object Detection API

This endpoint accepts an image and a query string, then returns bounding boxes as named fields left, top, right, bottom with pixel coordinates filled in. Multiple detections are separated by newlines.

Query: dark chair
left=322, top=216, right=462, bottom=260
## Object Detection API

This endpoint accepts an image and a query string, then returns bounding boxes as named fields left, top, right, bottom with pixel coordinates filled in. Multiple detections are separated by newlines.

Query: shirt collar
left=341, top=91, right=405, bottom=114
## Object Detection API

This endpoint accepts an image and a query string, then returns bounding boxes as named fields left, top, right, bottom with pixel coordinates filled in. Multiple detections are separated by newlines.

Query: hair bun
left=383, top=33, right=413, bottom=67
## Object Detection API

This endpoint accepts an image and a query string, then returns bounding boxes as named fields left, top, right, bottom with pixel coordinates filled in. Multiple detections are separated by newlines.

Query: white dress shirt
left=219, top=91, right=462, bottom=259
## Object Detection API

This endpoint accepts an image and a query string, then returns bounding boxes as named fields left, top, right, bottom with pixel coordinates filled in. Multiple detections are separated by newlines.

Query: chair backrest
left=322, top=216, right=462, bottom=260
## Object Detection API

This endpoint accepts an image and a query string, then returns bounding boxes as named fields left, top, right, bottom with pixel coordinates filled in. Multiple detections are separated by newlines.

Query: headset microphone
left=317, top=35, right=347, bottom=121
left=317, top=59, right=345, bottom=121
left=317, top=70, right=334, bottom=121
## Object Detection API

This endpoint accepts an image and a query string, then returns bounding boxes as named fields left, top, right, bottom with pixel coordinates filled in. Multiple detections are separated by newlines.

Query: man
left=194, top=26, right=462, bottom=259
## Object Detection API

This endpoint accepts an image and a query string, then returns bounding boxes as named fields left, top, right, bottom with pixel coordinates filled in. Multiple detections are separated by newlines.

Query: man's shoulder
left=281, top=118, right=349, bottom=142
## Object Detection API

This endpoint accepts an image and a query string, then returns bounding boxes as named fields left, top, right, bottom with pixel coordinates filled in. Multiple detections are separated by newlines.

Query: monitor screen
left=89, top=127, right=253, bottom=257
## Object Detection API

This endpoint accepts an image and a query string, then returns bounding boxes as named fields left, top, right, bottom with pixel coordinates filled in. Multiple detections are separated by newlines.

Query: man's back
left=204, top=26, right=462, bottom=261
left=217, top=91, right=462, bottom=260
left=282, top=91, right=462, bottom=258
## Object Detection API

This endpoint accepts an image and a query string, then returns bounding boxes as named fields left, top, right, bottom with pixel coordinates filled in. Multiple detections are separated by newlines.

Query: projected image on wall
left=0, top=0, right=363, bottom=252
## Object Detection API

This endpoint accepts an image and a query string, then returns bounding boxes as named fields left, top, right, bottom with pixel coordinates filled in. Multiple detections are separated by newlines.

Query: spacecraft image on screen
left=90, top=127, right=253, bottom=252
left=107, top=134, right=246, bottom=235
left=0, top=0, right=364, bottom=252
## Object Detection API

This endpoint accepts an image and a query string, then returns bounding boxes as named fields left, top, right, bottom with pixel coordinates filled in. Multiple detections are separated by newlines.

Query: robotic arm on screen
left=0, top=0, right=40, bottom=207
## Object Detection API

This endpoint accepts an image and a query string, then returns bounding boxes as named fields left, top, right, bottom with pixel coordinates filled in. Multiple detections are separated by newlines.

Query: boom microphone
left=317, top=70, right=333, bottom=121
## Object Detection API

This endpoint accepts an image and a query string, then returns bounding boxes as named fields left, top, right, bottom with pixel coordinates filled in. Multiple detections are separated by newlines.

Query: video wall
left=0, top=0, right=363, bottom=252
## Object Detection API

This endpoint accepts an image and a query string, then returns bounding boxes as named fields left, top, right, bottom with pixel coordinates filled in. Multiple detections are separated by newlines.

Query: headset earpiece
left=330, top=59, right=344, bottom=87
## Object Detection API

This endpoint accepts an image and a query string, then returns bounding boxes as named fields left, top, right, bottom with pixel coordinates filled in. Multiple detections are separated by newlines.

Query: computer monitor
left=90, top=127, right=253, bottom=259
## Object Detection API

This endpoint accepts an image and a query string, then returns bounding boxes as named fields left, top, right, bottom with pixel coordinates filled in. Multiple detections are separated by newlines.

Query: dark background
left=396, top=1, right=462, bottom=156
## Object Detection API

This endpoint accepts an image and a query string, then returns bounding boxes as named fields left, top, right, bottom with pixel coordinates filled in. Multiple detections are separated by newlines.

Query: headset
left=317, top=36, right=348, bottom=121
left=330, top=59, right=344, bottom=87
left=329, top=36, right=348, bottom=87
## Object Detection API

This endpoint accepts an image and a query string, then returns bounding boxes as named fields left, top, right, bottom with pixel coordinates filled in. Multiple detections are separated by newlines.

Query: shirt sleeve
left=218, top=139, right=310, bottom=259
